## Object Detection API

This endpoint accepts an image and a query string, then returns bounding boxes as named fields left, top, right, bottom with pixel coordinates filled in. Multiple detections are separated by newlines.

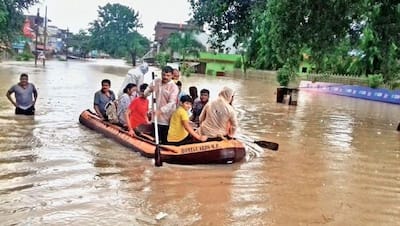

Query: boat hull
left=79, top=110, right=246, bottom=164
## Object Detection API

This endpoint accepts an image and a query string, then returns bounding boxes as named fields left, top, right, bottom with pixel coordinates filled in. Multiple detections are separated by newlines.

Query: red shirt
left=128, top=97, right=149, bottom=129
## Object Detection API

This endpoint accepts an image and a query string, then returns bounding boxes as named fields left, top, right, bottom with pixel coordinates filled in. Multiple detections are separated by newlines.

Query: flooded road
left=0, top=60, right=399, bottom=225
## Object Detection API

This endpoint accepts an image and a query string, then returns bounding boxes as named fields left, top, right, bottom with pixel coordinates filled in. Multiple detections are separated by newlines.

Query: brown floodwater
left=0, top=60, right=399, bottom=225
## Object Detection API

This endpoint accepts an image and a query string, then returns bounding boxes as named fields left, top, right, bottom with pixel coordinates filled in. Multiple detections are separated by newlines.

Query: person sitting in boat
left=94, top=79, right=116, bottom=120
left=172, top=68, right=180, bottom=82
left=117, top=83, right=137, bottom=126
left=190, top=88, right=210, bottom=126
left=197, top=87, right=237, bottom=139
left=126, top=83, right=149, bottom=136
left=189, top=86, right=199, bottom=102
left=144, top=66, right=179, bottom=144
left=118, top=62, right=149, bottom=97
left=176, top=80, right=188, bottom=102
left=167, top=95, right=208, bottom=145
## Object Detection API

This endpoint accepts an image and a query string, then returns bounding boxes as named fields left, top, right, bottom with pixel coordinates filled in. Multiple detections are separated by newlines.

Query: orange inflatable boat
left=79, top=110, right=246, bottom=164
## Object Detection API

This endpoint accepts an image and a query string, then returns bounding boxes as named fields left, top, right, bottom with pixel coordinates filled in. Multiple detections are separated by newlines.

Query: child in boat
left=167, top=95, right=208, bottom=145
left=190, top=88, right=209, bottom=126
left=126, top=83, right=149, bottom=136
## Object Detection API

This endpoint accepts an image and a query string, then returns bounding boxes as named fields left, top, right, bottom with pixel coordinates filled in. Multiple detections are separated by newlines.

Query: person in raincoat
left=118, top=62, right=149, bottom=97
left=197, top=87, right=237, bottom=139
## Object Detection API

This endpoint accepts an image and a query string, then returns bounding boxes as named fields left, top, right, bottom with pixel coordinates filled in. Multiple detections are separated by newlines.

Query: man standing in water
left=6, top=73, right=38, bottom=115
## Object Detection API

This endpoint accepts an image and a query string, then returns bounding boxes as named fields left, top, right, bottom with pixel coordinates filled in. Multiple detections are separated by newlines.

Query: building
left=197, top=52, right=241, bottom=76
left=154, top=21, right=202, bottom=47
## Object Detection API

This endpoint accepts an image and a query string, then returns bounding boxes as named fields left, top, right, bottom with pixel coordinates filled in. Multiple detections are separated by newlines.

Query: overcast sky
left=27, top=0, right=192, bottom=40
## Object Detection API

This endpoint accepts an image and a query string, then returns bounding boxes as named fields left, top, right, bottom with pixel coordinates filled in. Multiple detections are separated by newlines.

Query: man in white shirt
left=118, top=62, right=149, bottom=97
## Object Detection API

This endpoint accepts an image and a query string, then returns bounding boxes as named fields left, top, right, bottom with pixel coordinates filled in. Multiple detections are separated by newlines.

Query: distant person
left=167, top=95, right=207, bottom=145
left=117, top=83, right=137, bottom=126
left=6, top=73, right=38, bottom=115
left=38, top=51, right=46, bottom=62
left=198, top=87, right=238, bottom=139
left=126, top=83, right=149, bottom=136
left=118, top=62, right=149, bottom=96
left=191, top=88, right=210, bottom=126
left=172, top=68, right=180, bottom=82
left=94, top=79, right=116, bottom=120
left=176, top=81, right=187, bottom=101
left=144, top=66, right=179, bottom=144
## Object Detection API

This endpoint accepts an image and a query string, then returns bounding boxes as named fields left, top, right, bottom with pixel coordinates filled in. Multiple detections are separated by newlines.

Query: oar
left=236, top=134, right=279, bottom=151
left=397, top=122, right=400, bottom=131
left=152, top=72, right=162, bottom=167
left=253, top=140, right=279, bottom=151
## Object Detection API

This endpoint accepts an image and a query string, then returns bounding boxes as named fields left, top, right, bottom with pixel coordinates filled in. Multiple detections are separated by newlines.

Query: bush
left=155, top=52, right=170, bottom=68
left=277, top=65, right=293, bottom=86
left=181, top=63, right=194, bottom=77
left=368, top=74, right=383, bottom=89
left=16, top=52, right=34, bottom=61
left=234, top=58, right=242, bottom=68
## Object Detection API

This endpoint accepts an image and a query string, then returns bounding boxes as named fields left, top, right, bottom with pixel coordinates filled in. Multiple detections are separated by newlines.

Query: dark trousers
left=15, top=106, right=35, bottom=115
left=151, top=123, right=169, bottom=144
left=167, top=134, right=196, bottom=146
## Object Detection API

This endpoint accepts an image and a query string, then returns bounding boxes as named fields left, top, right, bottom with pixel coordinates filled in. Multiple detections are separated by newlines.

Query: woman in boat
left=197, top=87, right=237, bottom=139
left=167, top=95, right=208, bottom=145
left=117, top=83, right=137, bottom=126
left=126, top=83, right=149, bottom=136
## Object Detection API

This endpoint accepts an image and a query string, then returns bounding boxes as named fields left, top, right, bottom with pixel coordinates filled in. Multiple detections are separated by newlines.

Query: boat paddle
left=236, top=134, right=279, bottom=151
left=152, top=71, right=162, bottom=167
left=253, top=140, right=279, bottom=151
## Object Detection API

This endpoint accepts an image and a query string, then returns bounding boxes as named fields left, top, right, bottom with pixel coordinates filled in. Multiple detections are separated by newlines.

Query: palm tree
left=166, top=31, right=204, bottom=61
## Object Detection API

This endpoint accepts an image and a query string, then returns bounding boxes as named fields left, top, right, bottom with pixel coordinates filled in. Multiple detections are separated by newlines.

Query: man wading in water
left=6, top=73, right=38, bottom=115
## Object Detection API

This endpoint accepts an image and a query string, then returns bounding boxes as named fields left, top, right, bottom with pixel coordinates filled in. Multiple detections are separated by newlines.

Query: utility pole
left=43, top=6, right=47, bottom=67
left=34, top=8, right=39, bottom=67
left=65, top=28, right=68, bottom=61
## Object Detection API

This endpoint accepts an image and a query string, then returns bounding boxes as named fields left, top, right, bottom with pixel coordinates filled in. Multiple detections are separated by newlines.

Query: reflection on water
left=0, top=60, right=399, bottom=225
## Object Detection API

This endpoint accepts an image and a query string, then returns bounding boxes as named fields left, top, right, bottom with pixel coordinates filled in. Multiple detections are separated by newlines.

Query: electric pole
left=34, top=8, right=39, bottom=67
left=43, top=6, right=47, bottom=67
left=65, top=28, right=69, bottom=61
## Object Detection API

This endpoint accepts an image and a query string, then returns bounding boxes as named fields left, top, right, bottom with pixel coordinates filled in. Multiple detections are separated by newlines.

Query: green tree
left=0, top=0, right=39, bottom=44
left=69, top=30, right=91, bottom=58
left=189, top=0, right=263, bottom=48
left=361, top=1, right=400, bottom=83
left=166, top=31, right=204, bottom=61
left=88, top=3, right=150, bottom=66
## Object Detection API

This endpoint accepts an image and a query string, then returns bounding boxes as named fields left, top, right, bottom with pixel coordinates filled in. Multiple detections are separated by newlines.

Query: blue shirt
left=94, top=90, right=115, bottom=117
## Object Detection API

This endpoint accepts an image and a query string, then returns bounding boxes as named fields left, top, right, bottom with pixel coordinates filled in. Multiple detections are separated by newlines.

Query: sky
left=27, top=0, right=193, bottom=40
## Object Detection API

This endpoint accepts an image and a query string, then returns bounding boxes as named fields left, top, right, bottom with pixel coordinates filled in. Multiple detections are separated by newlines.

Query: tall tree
left=189, top=0, right=263, bottom=48
left=69, top=30, right=91, bottom=58
left=166, top=31, right=204, bottom=61
left=0, top=0, right=39, bottom=44
left=88, top=3, right=150, bottom=66
left=362, top=1, right=400, bottom=83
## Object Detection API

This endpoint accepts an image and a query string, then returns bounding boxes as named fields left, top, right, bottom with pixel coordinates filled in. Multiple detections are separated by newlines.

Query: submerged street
left=0, top=60, right=399, bottom=225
